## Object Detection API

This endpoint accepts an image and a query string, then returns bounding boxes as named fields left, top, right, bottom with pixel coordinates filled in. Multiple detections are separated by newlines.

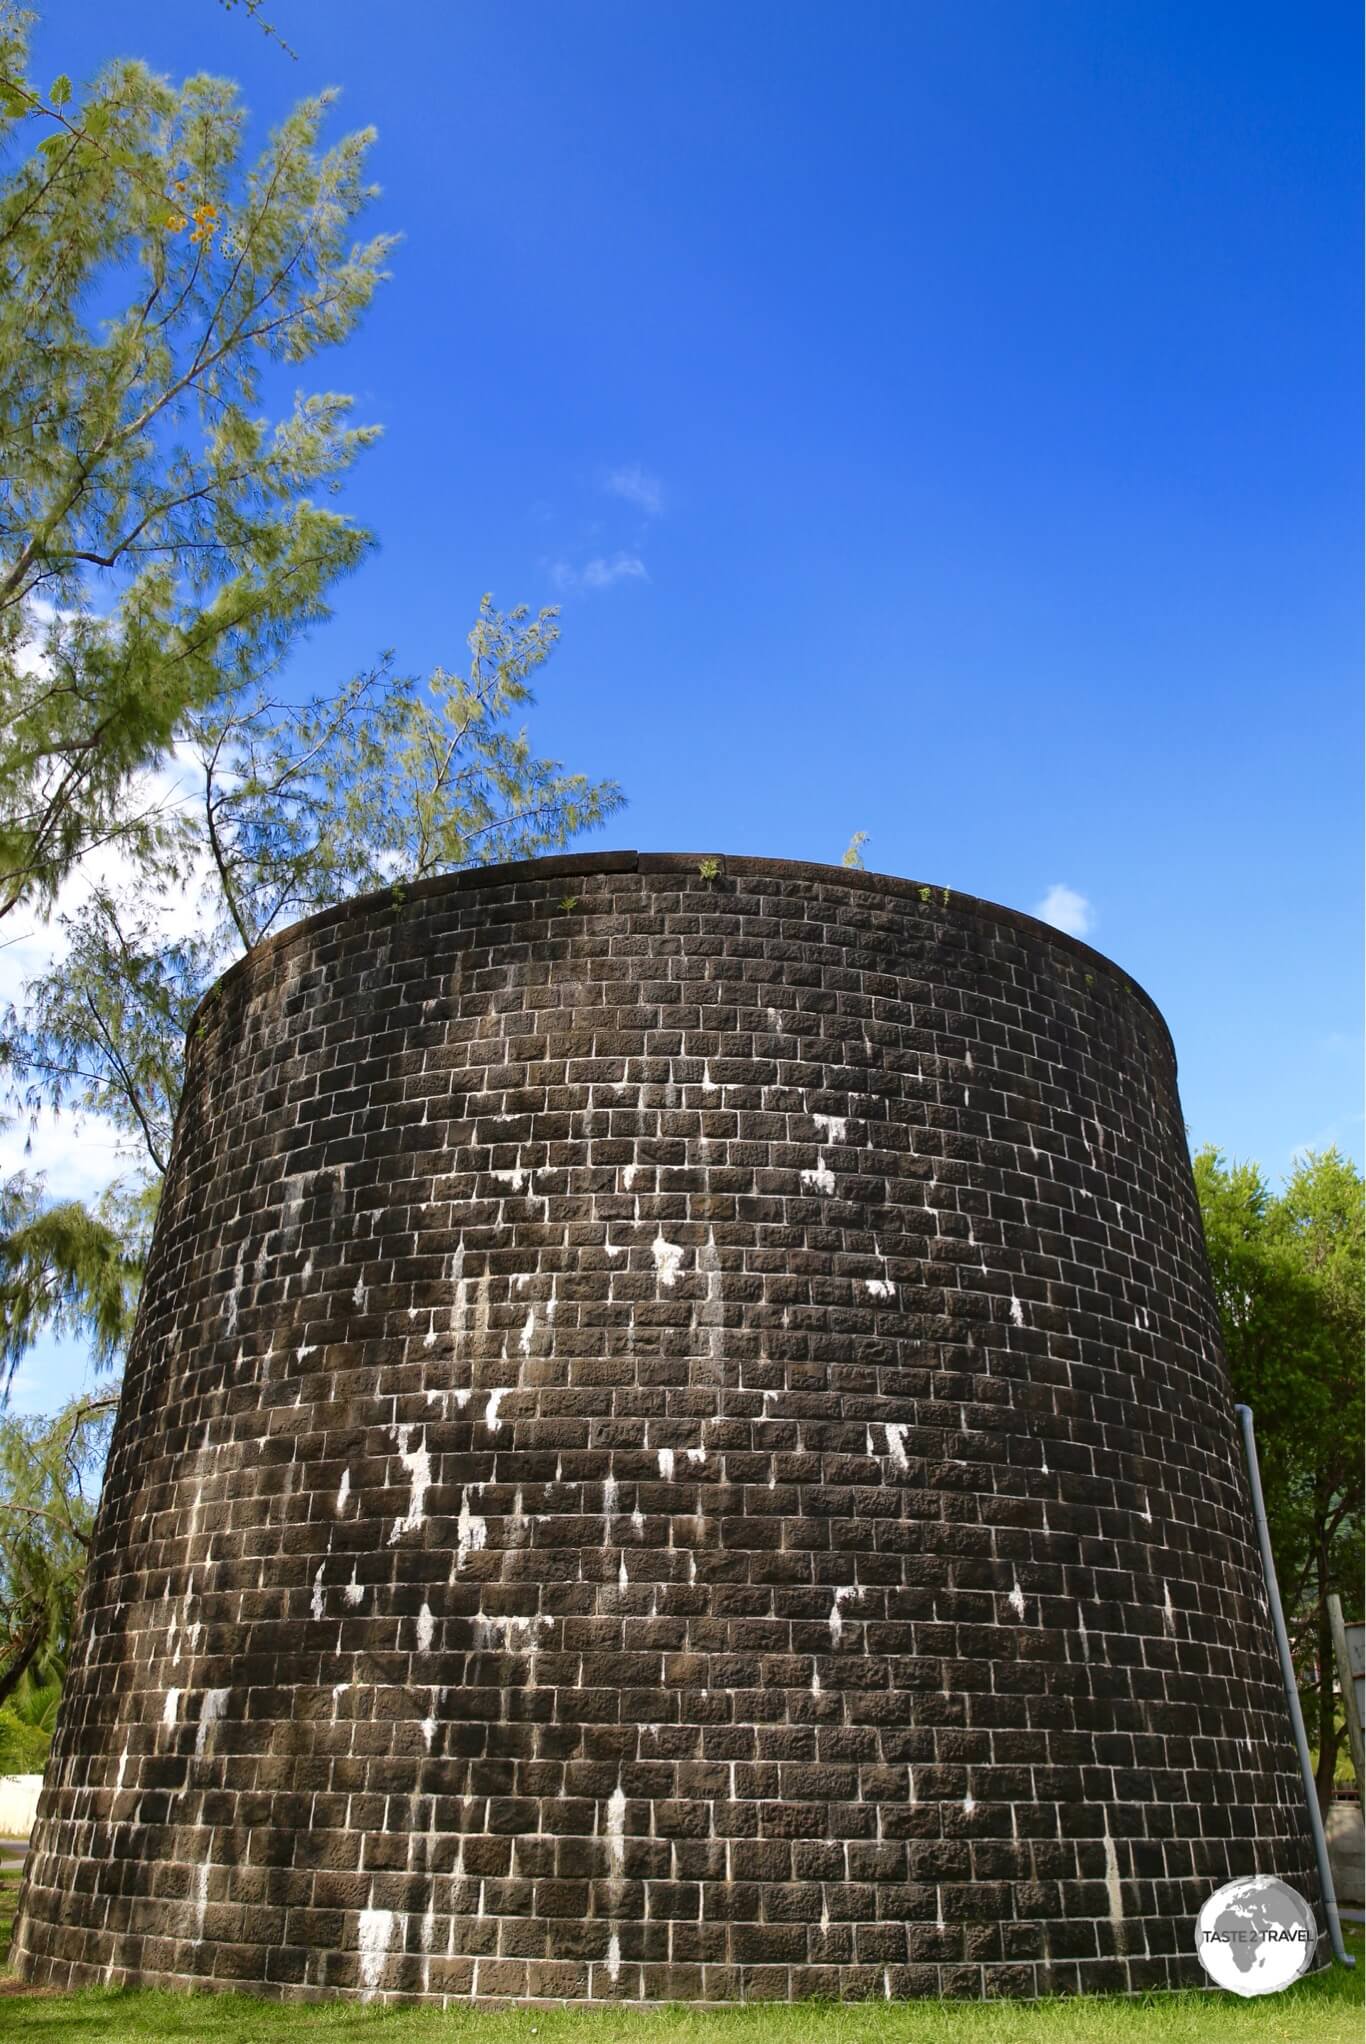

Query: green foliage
left=0, top=1666, right=60, bottom=1769
left=0, top=11, right=394, bottom=921
left=1194, top=1144, right=1365, bottom=1808
left=0, top=1177, right=143, bottom=1389
left=697, top=856, right=721, bottom=883
left=0, top=1389, right=113, bottom=1706
left=214, top=0, right=296, bottom=60
left=178, top=595, right=622, bottom=950
left=840, top=831, right=868, bottom=871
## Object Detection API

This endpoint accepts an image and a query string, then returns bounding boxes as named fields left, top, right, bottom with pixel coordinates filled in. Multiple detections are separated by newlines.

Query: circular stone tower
left=15, top=854, right=1318, bottom=2004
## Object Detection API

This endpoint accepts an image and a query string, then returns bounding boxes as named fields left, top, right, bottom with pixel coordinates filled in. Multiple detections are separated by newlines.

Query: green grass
left=0, top=1870, right=1359, bottom=2044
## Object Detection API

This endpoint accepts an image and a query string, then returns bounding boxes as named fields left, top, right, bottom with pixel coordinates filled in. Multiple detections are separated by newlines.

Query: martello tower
left=15, top=854, right=1316, bottom=2003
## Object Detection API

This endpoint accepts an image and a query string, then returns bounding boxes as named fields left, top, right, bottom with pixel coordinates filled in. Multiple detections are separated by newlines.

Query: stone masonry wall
left=14, top=853, right=1316, bottom=2003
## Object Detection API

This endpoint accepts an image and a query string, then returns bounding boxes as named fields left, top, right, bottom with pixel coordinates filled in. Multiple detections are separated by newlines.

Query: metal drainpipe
left=1235, top=1402, right=1355, bottom=1968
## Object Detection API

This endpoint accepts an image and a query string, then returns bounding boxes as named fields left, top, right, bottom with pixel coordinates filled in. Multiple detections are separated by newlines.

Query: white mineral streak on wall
left=686, top=1448, right=707, bottom=1466
left=1163, top=1584, right=1176, bottom=1635
left=963, top=1792, right=976, bottom=1815
left=605, top=1783, right=627, bottom=1887
left=1008, top=1574, right=1026, bottom=1620
left=630, top=1506, right=644, bottom=1535
left=195, top=1688, right=229, bottom=1759
left=115, top=1740, right=129, bottom=1789
left=456, top=1488, right=487, bottom=1569
left=866, top=1278, right=896, bottom=1299
left=1009, top=1291, right=1025, bottom=1327
left=520, top=1311, right=535, bottom=1356
left=801, top=1157, right=836, bottom=1194
left=605, top=1235, right=624, bottom=1258
left=162, top=1689, right=180, bottom=1727
left=311, top=1567, right=326, bottom=1621
left=1076, top=1605, right=1090, bottom=1660
left=358, top=1907, right=395, bottom=1994
left=618, top=1556, right=629, bottom=1590
left=473, top=1613, right=550, bottom=1652
left=344, top=1568, right=366, bottom=1606
left=829, top=1586, right=858, bottom=1646
left=336, top=1468, right=351, bottom=1515
left=657, top=1448, right=675, bottom=1481
left=417, top=1603, right=434, bottom=1652
left=702, top=1061, right=718, bottom=1092
left=484, top=1387, right=506, bottom=1432
left=1141, top=1493, right=1153, bottom=1524
left=811, top=1668, right=821, bottom=1696
left=811, top=1114, right=846, bottom=1144
left=1103, top=1815, right=1125, bottom=1920
left=652, top=1232, right=684, bottom=1288
left=884, top=1423, right=909, bottom=1471
left=622, top=1164, right=638, bottom=1190
left=607, top=1930, right=622, bottom=1984
left=494, top=1160, right=526, bottom=1192
left=388, top=1426, right=430, bottom=1543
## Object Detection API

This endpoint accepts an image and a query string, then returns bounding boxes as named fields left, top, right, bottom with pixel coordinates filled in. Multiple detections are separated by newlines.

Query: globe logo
left=1195, top=1875, right=1318, bottom=1995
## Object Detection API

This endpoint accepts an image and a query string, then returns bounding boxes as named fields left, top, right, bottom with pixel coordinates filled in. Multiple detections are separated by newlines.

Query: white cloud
left=603, top=465, right=664, bottom=517
left=1033, top=883, right=1094, bottom=939
left=549, top=553, right=649, bottom=594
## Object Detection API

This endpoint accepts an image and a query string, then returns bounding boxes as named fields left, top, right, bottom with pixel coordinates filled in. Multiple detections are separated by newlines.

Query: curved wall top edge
left=186, top=850, right=1177, bottom=1071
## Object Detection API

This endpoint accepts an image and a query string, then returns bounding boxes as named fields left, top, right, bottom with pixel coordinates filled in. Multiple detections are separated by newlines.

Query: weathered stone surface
left=14, top=853, right=1316, bottom=2002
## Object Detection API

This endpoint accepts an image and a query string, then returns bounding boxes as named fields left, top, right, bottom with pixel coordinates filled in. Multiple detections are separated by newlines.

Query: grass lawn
left=0, top=1869, right=1360, bottom=2044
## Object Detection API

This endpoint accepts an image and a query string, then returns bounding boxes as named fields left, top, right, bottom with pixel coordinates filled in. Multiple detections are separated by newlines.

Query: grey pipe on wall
left=1235, top=1402, right=1355, bottom=1970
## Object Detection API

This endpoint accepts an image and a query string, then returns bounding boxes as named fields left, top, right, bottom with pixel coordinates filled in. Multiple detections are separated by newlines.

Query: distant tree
left=0, top=8, right=393, bottom=922
left=1194, top=1145, right=1365, bottom=1810
left=0, top=1390, right=113, bottom=1709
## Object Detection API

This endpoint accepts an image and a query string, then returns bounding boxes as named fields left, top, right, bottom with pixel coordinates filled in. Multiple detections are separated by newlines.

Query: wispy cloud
left=603, top=465, right=664, bottom=517
left=1033, top=882, right=1094, bottom=939
left=549, top=553, right=649, bottom=594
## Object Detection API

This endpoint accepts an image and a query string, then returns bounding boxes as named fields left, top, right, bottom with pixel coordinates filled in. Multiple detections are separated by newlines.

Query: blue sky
left=12, top=2, right=1360, bottom=1411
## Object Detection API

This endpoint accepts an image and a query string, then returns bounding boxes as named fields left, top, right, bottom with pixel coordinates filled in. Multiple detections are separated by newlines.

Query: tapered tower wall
left=14, top=853, right=1316, bottom=2003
